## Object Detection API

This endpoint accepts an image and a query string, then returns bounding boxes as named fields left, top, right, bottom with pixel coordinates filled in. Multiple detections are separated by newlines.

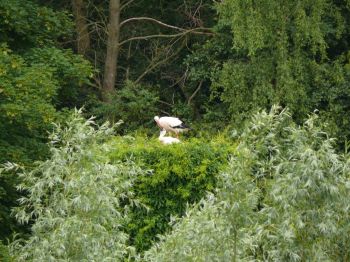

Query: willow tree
left=8, top=109, right=143, bottom=261
left=144, top=106, right=350, bottom=261
left=213, top=0, right=349, bottom=126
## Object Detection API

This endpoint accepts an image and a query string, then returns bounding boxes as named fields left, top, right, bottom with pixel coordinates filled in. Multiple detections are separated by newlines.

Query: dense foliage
left=108, top=134, right=234, bottom=250
left=0, top=0, right=92, bottom=164
left=1, top=0, right=350, bottom=260
left=0, top=0, right=92, bottom=246
left=93, top=81, right=159, bottom=131
left=183, top=0, right=350, bottom=139
left=144, top=106, right=350, bottom=261
left=5, top=109, right=142, bottom=261
left=3, top=107, right=350, bottom=260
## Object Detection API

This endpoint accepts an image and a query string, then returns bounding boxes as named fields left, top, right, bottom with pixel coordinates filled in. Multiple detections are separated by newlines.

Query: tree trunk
left=102, top=0, right=121, bottom=102
left=72, top=0, right=90, bottom=56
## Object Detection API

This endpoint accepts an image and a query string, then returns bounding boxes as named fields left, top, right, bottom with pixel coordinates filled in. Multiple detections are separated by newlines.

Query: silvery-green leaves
left=144, top=106, right=350, bottom=261
left=9, top=109, right=142, bottom=261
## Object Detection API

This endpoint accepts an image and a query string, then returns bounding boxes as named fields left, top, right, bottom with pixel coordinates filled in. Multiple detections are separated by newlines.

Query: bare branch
left=135, top=39, right=186, bottom=83
left=159, top=100, right=173, bottom=107
left=119, top=28, right=213, bottom=46
left=168, top=67, right=189, bottom=88
left=188, top=80, right=203, bottom=105
left=120, top=16, right=188, bottom=30
left=121, top=0, right=135, bottom=11
left=183, top=0, right=204, bottom=27
left=125, top=41, right=132, bottom=81
left=119, top=33, right=184, bottom=46
left=160, top=109, right=172, bottom=116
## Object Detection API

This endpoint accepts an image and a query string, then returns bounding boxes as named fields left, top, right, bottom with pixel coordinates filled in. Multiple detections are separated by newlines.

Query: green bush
left=0, top=0, right=73, bottom=48
left=108, top=134, right=235, bottom=251
left=0, top=241, right=11, bottom=262
left=144, top=106, right=350, bottom=261
left=0, top=0, right=92, bottom=243
left=93, top=81, right=159, bottom=132
left=0, top=42, right=92, bottom=243
left=7, top=109, right=143, bottom=261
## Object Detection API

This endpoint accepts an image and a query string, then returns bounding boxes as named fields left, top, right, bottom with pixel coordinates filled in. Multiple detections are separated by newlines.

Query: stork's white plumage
left=158, top=130, right=180, bottom=144
left=154, top=116, right=190, bottom=138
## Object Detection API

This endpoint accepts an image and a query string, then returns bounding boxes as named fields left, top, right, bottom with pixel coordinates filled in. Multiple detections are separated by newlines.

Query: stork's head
left=154, top=116, right=161, bottom=128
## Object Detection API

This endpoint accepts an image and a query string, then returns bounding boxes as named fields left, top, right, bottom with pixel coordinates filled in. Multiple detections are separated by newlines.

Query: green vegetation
left=1, top=0, right=350, bottom=260
left=0, top=0, right=92, bottom=249
left=7, top=110, right=142, bottom=261
left=4, top=107, right=350, bottom=261
left=0, top=242, right=10, bottom=262
left=144, top=106, right=350, bottom=261
left=108, top=134, right=234, bottom=250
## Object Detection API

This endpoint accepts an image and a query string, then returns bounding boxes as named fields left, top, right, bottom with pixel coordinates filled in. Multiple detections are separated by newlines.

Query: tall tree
left=201, top=0, right=350, bottom=136
left=103, top=0, right=121, bottom=102
left=75, top=0, right=213, bottom=103
left=72, top=0, right=91, bottom=55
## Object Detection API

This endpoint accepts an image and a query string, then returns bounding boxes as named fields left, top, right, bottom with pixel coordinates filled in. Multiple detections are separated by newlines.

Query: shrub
left=108, top=135, right=235, bottom=251
left=92, top=81, right=159, bottom=132
left=0, top=241, right=11, bottom=262
left=6, top=109, right=143, bottom=261
left=144, top=106, right=350, bottom=261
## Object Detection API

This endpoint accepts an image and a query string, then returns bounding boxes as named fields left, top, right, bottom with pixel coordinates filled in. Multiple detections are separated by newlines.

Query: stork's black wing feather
left=172, top=122, right=191, bottom=130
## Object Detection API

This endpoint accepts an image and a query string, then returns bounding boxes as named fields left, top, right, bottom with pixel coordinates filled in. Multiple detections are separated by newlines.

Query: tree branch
left=135, top=39, right=186, bottom=83
left=120, top=17, right=213, bottom=34
left=121, top=16, right=188, bottom=30
left=119, top=28, right=213, bottom=46
left=120, top=0, right=134, bottom=11
left=158, top=100, right=173, bottom=107
left=188, top=80, right=203, bottom=105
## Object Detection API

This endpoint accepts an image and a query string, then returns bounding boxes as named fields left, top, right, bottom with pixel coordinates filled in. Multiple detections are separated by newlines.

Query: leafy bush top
left=108, top=134, right=235, bottom=251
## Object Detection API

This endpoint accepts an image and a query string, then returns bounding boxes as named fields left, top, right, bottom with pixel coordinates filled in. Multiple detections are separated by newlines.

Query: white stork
left=154, top=116, right=191, bottom=138
left=158, top=130, right=180, bottom=144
